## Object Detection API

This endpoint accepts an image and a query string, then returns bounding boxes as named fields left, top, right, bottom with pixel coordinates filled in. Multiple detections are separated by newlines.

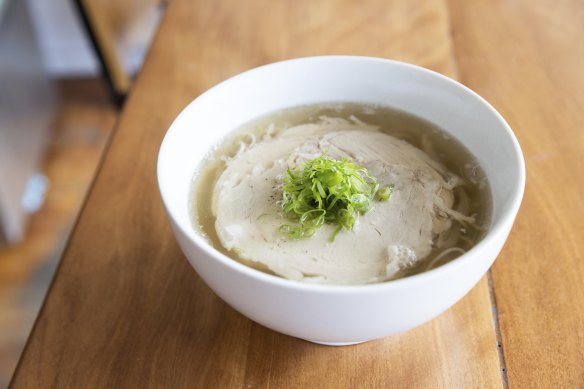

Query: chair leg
left=72, top=0, right=127, bottom=108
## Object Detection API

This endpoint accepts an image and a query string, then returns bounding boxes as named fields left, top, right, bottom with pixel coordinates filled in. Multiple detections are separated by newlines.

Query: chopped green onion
left=376, top=184, right=394, bottom=202
left=279, top=154, right=393, bottom=241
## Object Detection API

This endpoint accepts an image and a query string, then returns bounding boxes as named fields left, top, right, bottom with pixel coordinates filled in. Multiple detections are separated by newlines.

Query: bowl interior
left=158, top=56, right=525, bottom=279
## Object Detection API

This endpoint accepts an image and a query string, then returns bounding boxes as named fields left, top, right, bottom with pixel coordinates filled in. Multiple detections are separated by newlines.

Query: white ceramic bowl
left=157, top=56, right=525, bottom=345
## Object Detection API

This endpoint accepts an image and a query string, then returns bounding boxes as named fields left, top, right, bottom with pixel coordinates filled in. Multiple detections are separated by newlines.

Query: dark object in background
left=74, top=0, right=166, bottom=107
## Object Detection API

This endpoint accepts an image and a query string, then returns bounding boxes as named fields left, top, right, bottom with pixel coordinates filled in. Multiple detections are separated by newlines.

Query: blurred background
left=0, top=0, right=165, bottom=385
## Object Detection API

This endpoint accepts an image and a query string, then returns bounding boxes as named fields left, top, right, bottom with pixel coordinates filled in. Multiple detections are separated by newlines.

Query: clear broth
left=190, top=103, right=492, bottom=281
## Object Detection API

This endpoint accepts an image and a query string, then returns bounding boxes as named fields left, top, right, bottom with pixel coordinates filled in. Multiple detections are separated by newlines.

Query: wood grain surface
left=10, top=0, right=584, bottom=387
left=448, top=1, right=584, bottom=386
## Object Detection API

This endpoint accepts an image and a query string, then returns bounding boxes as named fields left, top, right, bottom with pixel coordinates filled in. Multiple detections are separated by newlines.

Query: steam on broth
left=190, top=103, right=491, bottom=285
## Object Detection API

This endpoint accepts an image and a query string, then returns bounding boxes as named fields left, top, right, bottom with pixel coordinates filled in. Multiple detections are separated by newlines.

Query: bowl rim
left=157, top=55, right=526, bottom=294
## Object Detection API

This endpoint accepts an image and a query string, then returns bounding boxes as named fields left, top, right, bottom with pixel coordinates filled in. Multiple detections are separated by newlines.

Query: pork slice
left=213, top=123, right=459, bottom=284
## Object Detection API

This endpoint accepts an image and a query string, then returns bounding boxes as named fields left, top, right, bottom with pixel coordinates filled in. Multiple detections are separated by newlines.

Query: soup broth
left=190, top=103, right=491, bottom=283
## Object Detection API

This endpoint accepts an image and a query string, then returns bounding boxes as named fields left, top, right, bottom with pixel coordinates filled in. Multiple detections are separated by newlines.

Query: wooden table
left=12, top=0, right=584, bottom=387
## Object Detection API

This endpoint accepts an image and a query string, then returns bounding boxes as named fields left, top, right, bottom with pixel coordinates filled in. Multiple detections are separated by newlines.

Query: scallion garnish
left=279, top=154, right=392, bottom=241
left=376, top=184, right=394, bottom=202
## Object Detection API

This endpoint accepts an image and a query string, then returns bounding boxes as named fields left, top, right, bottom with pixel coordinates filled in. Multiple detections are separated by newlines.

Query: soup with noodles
left=190, top=103, right=491, bottom=285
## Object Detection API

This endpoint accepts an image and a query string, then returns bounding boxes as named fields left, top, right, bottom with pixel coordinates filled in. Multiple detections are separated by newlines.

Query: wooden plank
left=11, top=0, right=502, bottom=387
left=448, top=0, right=584, bottom=387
